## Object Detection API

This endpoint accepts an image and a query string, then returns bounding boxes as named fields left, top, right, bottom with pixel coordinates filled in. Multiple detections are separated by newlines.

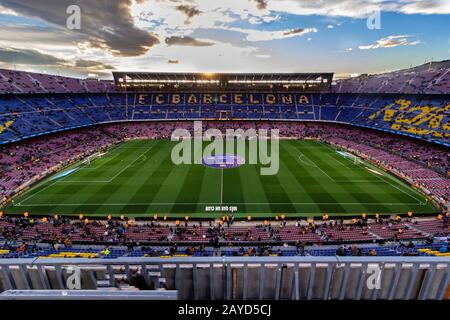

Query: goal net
left=82, top=152, right=105, bottom=166
left=336, top=150, right=363, bottom=165
left=353, top=156, right=363, bottom=165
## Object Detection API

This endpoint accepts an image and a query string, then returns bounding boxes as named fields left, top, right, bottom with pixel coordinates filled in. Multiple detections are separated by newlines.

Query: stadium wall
left=0, top=256, right=448, bottom=300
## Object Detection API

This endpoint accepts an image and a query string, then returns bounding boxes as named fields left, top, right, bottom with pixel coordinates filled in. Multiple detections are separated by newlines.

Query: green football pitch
left=4, top=139, right=439, bottom=218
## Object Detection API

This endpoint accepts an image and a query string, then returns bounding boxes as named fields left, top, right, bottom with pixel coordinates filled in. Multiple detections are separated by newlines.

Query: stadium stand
left=0, top=213, right=448, bottom=248
left=0, top=92, right=448, bottom=144
left=0, top=69, right=116, bottom=94
left=333, top=60, right=450, bottom=94
left=0, top=67, right=449, bottom=300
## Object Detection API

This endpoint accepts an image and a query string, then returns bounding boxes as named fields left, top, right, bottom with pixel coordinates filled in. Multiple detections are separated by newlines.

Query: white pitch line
left=318, top=142, right=425, bottom=203
left=220, top=168, right=224, bottom=204
left=17, top=167, right=80, bottom=205
left=14, top=202, right=426, bottom=206
left=104, top=146, right=152, bottom=182
left=19, top=145, right=153, bottom=205
left=297, top=149, right=335, bottom=181
left=81, top=149, right=122, bottom=170
left=348, top=156, right=425, bottom=203
left=61, top=146, right=152, bottom=184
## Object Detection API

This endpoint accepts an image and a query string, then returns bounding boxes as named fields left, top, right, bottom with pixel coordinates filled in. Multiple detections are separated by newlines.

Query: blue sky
left=0, top=0, right=448, bottom=78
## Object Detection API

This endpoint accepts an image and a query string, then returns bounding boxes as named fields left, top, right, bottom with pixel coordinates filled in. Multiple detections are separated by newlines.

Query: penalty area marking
left=61, top=146, right=152, bottom=183
left=16, top=146, right=152, bottom=205
left=300, top=143, right=425, bottom=203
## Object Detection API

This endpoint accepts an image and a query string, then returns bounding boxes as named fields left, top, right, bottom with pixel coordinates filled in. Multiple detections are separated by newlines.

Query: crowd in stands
left=0, top=69, right=116, bottom=94
left=0, top=213, right=448, bottom=250
left=0, top=92, right=448, bottom=143
left=333, top=61, right=450, bottom=94
left=0, top=127, right=116, bottom=199
left=1, top=63, right=449, bottom=95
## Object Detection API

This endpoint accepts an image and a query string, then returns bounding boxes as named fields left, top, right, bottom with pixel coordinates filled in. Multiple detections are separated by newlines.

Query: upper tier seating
left=333, top=64, right=450, bottom=94
left=0, top=93, right=449, bottom=144
left=0, top=69, right=116, bottom=94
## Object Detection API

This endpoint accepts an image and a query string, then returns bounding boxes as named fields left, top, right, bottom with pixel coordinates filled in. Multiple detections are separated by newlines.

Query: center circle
left=202, top=154, right=245, bottom=169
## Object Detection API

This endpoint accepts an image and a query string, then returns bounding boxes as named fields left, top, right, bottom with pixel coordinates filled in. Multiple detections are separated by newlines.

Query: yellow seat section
left=0, top=120, right=15, bottom=134
left=45, top=252, right=98, bottom=258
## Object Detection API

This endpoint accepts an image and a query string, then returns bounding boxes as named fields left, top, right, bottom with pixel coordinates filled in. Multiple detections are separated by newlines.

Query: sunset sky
left=0, top=0, right=449, bottom=78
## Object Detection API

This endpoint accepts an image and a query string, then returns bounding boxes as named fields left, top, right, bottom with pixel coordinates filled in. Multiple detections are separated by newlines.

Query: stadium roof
left=112, top=72, right=334, bottom=90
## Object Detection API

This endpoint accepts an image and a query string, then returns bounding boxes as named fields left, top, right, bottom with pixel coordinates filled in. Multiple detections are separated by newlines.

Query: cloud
left=175, top=4, right=202, bottom=24
left=399, top=0, right=450, bottom=15
left=0, top=0, right=159, bottom=57
left=165, top=36, right=215, bottom=46
left=223, top=26, right=318, bottom=42
left=253, top=0, right=268, bottom=10
left=283, top=28, right=306, bottom=36
left=75, top=59, right=115, bottom=70
left=266, top=0, right=450, bottom=17
left=358, top=35, right=421, bottom=50
left=0, top=47, right=67, bottom=66
left=0, top=47, right=116, bottom=77
left=0, top=24, right=82, bottom=47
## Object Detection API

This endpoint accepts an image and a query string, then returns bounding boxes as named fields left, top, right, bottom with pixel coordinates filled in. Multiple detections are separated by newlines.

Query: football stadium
left=0, top=0, right=448, bottom=305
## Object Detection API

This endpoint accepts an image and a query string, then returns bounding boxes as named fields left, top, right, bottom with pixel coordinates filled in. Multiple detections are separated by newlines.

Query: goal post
left=82, top=152, right=105, bottom=166
left=353, top=156, right=363, bottom=165
left=336, top=150, right=363, bottom=165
